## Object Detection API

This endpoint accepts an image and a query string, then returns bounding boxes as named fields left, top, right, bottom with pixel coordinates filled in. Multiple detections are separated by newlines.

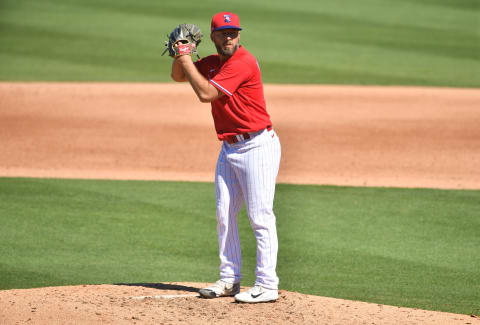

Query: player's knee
left=247, top=211, right=275, bottom=230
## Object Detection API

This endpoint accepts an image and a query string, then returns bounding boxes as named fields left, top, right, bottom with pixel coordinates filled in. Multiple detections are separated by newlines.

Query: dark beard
left=215, top=43, right=239, bottom=58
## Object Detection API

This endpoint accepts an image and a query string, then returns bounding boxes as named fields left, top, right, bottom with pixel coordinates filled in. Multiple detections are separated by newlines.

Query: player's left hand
left=162, top=24, right=203, bottom=58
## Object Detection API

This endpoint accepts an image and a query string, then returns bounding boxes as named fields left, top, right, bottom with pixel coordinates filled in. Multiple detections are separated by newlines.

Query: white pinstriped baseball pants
left=215, top=127, right=281, bottom=290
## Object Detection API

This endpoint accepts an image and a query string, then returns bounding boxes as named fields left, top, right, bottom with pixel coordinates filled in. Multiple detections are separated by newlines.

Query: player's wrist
left=174, top=55, right=191, bottom=64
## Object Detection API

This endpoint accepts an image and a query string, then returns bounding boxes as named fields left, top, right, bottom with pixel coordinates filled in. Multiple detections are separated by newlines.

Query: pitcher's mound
left=0, top=282, right=477, bottom=324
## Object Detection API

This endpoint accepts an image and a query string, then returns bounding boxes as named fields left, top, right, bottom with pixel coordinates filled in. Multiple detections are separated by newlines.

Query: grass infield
left=0, top=0, right=479, bottom=86
left=1, top=177, right=479, bottom=315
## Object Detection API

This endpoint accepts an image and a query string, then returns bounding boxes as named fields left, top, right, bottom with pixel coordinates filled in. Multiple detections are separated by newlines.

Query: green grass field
left=0, top=0, right=479, bottom=86
left=1, top=178, right=479, bottom=315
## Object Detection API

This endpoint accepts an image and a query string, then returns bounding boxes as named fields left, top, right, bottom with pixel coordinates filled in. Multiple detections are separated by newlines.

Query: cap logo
left=223, top=14, right=231, bottom=23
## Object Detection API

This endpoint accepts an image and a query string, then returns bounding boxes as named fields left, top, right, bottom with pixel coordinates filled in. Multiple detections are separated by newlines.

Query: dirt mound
left=0, top=282, right=478, bottom=325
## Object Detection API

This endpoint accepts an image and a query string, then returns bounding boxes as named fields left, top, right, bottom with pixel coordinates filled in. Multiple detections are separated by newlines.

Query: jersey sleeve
left=210, top=59, right=252, bottom=96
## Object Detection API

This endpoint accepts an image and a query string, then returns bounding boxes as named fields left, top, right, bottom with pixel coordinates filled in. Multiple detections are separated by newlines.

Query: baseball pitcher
left=167, top=11, right=281, bottom=303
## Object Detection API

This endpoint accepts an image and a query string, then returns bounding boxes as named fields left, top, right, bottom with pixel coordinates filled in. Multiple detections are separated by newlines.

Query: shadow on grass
left=113, top=282, right=200, bottom=293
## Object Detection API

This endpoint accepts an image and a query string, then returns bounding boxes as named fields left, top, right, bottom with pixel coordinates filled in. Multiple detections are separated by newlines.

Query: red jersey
left=194, top=46, right=272, bottom=140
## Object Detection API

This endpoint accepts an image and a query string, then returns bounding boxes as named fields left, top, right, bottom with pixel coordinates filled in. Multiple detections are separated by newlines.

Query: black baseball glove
left=162, top=24, right=203, bottom=58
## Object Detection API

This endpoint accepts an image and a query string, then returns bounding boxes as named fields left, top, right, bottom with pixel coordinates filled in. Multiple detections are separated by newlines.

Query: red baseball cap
left=211, top=12, right=242, bottom=32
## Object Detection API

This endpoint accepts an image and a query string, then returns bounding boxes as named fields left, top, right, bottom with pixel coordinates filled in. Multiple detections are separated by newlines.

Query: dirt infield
left=1, top=82, right=480, bottom=324
left=1, top=82, right=479, bottom=188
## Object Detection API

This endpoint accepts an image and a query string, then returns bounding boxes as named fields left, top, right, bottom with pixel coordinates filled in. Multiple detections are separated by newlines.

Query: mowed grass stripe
left=1, top=177, right=479, bottom=315
left=0, top=0, right=478, bottom=85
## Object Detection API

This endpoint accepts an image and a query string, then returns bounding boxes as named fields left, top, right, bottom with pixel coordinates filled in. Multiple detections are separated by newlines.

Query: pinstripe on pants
left=215, top=128, right=281, bottom=290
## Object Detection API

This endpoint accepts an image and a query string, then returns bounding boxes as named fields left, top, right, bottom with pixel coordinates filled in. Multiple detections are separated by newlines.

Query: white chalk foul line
left=132, top=294, right=200, bottom=300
